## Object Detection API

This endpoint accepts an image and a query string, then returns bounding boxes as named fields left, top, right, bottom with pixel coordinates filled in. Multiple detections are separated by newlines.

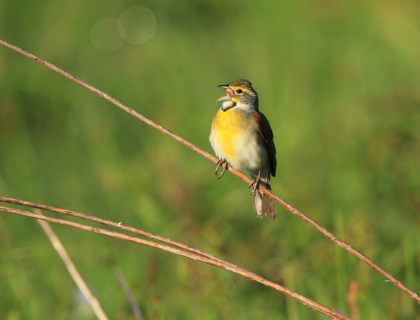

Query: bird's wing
left=252, top=112, right=277, bottom=177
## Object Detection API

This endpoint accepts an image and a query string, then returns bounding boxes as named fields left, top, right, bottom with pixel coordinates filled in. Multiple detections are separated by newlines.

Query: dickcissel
left=210, top=79, right=277, bottom=220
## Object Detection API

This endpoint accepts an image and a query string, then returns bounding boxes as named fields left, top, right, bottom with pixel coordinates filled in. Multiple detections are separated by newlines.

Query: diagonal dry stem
left=35, top=209, right=109, bottom=320
left=0, top=37, right=419, bottom=305
left=0, top=204, right=349, bottom=320
left=115, top=268, right=145, bottom=320
left=0, top=197, right=236, bottom=269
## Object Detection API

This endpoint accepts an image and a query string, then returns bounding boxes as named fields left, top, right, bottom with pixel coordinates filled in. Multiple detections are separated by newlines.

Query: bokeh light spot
left=118, top=6, right=157, bottom=44
left=90, top=17, right=124, bottom=52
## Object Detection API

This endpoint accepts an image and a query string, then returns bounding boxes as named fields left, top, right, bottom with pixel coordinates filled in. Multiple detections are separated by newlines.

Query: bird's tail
left=251, top=174, right=277, bottom=220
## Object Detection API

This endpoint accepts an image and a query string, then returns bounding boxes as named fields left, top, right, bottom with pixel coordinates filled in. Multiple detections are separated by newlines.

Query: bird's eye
left=236, top=89, right=243, bottom=94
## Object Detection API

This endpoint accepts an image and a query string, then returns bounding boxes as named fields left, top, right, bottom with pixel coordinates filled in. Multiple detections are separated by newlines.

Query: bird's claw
left=247, top=171, right=261, bottom=196
left=248, top=179, right=260, bottom=196
left=215, top=160, right=228, bottom=179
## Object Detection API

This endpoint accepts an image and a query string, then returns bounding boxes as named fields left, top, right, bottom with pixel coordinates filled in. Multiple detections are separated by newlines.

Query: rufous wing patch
left=253, top=112, right=277, bottom=177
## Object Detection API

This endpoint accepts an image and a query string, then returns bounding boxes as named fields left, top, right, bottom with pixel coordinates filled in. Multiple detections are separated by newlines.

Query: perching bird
left=209, top=79, right=277, bottom=219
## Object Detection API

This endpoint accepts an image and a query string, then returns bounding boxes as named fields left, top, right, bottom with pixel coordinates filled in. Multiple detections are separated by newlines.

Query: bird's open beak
left=216, top=84, right=233, bottom=103
left=216, top=95, right=232, bottom=102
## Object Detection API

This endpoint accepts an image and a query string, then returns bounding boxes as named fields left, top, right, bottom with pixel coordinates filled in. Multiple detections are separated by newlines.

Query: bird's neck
left=234, top=101, right=259, bottom=113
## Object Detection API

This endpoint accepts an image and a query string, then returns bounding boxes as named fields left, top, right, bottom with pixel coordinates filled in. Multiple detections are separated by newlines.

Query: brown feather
left=252, top=112, right=277, bottom=177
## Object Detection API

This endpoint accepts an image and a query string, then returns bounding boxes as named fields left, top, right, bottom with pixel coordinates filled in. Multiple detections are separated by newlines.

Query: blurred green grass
left=1, top=0, right=420, bottom=319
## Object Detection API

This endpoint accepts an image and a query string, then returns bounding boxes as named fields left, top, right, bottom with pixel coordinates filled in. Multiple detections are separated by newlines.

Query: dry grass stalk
left=1, top=197, right=235, bottom=269
left=0, top=203, right=349, bottom=320
left=34, top=209, right=109, bottom=320
left=0, top=37, right=419, bottom=305
left=115, top=268, right=145, bottom=320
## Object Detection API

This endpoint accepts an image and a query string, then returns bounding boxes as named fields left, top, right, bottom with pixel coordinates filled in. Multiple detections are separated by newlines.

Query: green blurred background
left=1, top=0, right=420, bottom=319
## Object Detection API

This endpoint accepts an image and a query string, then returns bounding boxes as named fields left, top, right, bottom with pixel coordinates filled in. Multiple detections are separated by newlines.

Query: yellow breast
left=210, top=108, right=250, bottom=161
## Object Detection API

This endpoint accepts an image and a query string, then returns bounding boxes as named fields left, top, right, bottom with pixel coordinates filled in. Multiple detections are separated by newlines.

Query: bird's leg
left=247, top=170, right=261, bottom=196
left=215, top=159, right=224, bottom=175
left=215, top=160, right=228, bottom=179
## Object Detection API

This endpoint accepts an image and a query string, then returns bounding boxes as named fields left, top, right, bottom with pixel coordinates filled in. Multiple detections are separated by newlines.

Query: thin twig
left=0, top=197, right=235, bottom=269
left=0, top=204, right=349, bottom=320
left=0, top=38, right=419, bottom=304
left=35, top=209, right=109, bottom=320
left=115, top=268, right=145, bottom=320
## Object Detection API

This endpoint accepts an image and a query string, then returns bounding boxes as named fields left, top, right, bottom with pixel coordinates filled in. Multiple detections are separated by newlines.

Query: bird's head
left=216, top=79, right=258, bottom=112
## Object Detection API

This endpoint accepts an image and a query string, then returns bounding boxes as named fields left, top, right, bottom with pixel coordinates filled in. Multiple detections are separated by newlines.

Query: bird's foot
left=215, top=160, right=228, bottom=179
left=247, top=171, right=261, bottom=196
